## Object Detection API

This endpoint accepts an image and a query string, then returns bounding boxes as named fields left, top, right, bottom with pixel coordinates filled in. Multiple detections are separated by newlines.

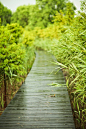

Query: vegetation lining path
left=0, top=51, right=75, bottom=129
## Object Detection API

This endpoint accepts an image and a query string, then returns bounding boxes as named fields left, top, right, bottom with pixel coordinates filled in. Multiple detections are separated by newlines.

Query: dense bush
left=0, top=2, right=12, bottom=26
left=0, top=24, right=26, bottom=77
left=6, top=23, right=23, bottom=44
left=0, top=23, right=35, bottom=110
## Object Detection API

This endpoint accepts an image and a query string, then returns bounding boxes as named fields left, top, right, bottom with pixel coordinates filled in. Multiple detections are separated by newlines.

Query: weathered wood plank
left=0, top=51, right=75, bottom=129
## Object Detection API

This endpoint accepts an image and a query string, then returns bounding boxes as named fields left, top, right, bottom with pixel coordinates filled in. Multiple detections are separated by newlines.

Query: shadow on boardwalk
left=0, top=51, right=75, bottom=129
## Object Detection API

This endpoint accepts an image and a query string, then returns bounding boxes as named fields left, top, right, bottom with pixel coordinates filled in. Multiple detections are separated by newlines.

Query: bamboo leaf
left=70, top=74, right=80, bottom=86
left=54, top=61, right=67, bottom=68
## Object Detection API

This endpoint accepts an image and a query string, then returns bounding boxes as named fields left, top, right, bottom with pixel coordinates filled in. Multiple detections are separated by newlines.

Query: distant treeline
left=0, top=2, right=12, bottom=26
left=0, top=0, right=76, bottom=28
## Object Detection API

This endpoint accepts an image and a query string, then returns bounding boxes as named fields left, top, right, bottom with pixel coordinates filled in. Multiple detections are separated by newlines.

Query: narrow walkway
left=0, top=51, right=75, bottom=129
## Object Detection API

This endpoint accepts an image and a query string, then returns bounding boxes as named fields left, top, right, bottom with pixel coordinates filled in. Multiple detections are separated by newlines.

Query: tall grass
left=34, top=17, right=86, bottom=128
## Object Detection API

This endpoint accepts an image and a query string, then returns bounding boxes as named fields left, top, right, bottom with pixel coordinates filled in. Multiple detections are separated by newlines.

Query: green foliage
left=0, top=26, right=26, bottom=79
left=53, top=2, right=76, bottom=26
left=0, top=2, right=12, bottom=26
left=34, top=0, right=68, bottom=27
left=11, top=5, right=31, bottom=27
left=0, top=18, right=1, bottom=26
left=0, top=22, right=35, bottom=84
left=65, top=2, right=76, bottom=25
left=28, top=4, right=46, bottom=28
left=11, top=0, right=69, bottom=28
left=6, top=23, right=23, bottom=44
left=19, top=28, right=35, bottom=73
left=36, top=0, right=67, bottom=22
left=53, top=10, right=66, bottom=25
left=20, top=30, right=35, bottom=47
left=33, top=1, right=76, bottom=39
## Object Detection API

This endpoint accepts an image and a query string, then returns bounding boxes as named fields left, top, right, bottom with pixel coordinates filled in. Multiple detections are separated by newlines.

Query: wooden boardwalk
left=0, top=51, right=75, bottom=129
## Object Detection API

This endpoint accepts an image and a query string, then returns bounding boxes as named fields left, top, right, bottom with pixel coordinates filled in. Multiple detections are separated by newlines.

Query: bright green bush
left=6, top=23, right=23, bottom=44
left=21, top=30, right=35, bottom=47
left=0, top=22, right=35, bottom=109
left=0, top=26, right=26, bottom=79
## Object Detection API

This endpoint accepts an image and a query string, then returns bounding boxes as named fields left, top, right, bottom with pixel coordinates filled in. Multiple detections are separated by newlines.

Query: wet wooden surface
left=0, top=51, right=75, bottom=129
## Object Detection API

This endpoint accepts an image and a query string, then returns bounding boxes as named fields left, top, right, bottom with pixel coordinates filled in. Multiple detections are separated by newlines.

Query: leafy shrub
left=0, top=23, right=35, bottom=110
left=0, top=26, right=26, bottom=79
left=6, top=23, right=23, bottom=44
left=20, top=30, right=35, bottom=47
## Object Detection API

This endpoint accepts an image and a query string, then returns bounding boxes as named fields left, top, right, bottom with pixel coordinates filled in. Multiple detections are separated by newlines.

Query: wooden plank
left=0, top=51, right=75, bottom=129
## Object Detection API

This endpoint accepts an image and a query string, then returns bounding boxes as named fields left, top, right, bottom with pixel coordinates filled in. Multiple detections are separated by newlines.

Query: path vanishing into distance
left=0, top=51, right=75, bottom=129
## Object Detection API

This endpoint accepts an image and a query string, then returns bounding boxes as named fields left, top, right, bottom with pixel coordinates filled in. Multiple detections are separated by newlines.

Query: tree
left=28, top=0, right=68, bottom=28
left=0, top=2, right=12, bottom=26
left=11, top=5, right=31, bottom=27
left=28, top=4, right=46, bottom=28
left=35, top=0, right=68, bottom=27
left=65, top=2, right=76, bottom=25
left=53, top=1, right=76, bottom=27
